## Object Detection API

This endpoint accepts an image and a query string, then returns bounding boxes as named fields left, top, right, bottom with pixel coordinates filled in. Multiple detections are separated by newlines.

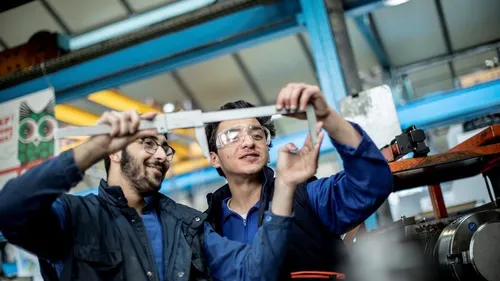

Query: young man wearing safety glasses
left=204, top=83, right=394, bottom=280
left=0, top=109, right=324, bottom=281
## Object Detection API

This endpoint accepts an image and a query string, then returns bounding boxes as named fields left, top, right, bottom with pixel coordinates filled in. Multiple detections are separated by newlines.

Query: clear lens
left=217, top=125, right=270, bottom=148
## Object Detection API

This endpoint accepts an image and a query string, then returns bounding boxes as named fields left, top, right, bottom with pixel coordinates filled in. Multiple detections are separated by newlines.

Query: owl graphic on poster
left=18, top=100, right=57, bottom=165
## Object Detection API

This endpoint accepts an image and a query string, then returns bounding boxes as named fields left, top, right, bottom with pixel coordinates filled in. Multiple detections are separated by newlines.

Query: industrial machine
left=350, top=125, right=500, bottom=281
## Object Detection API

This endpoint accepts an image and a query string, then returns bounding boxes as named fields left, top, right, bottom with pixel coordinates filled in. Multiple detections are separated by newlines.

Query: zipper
left=132, top=209, right=160, bottom=281
left=166, top=220, right=181, bottom=280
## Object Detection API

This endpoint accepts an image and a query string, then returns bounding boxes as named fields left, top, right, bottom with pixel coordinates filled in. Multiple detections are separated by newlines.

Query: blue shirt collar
left=221, top=197, right=260, bottom=222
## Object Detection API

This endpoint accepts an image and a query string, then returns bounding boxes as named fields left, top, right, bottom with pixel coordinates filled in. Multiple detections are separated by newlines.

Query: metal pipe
left=61, top=0, right=216, bottom=51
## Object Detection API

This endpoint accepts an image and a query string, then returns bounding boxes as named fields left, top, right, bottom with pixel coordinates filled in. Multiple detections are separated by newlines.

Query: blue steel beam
left=0, top=0, right=302, bottom=103
left=299, top=0, right=347, bottom=110
left=354, top=14, right=390, bottom=69
left=397, top=79, right=500, bottom=129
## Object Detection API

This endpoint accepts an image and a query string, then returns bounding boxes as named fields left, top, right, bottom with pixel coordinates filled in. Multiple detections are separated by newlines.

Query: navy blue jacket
left=0, top=150, right=292, bottom=281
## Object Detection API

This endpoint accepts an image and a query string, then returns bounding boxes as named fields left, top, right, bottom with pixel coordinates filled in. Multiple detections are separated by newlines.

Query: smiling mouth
left=239, top=154, right=260, bottom=160
left=146, top=164, right=165, bottom=175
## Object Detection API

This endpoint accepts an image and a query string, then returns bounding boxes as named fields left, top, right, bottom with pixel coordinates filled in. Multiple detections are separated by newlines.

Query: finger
left=141, top=112, right=157, bottom=120
left=299, top=85, right=319, bottom=110
left=279, top=142, right=298, bottom=153
left=289, top=84, right=307, bottom=111
left=313, top=132, right=325, bottom=153
left=305, top=131, right=324, bottom=168
left=106, top=112, right=120, bottom=137
left=282, top=84, right=293, bottom=110
left=316, top=121, right=324, bottom=134
left=115, top=111, right=129, bottom=137
left=129, top=110, right=140, bottom=134
left=276, top=86, right=288, bottom=111
left=302, top=122, right=323, bottom=151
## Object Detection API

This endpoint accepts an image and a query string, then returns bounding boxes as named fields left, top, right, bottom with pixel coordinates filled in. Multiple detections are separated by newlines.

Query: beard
left=120, top=149, right=167, bottom=195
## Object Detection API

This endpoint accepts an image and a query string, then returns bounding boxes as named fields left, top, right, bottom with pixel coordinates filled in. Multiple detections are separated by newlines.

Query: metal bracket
left=56, top=105, right=318, bottom=159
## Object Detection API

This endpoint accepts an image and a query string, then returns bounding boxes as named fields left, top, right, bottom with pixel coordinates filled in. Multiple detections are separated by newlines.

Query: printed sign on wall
left=0, top=88, right=57, bottom=189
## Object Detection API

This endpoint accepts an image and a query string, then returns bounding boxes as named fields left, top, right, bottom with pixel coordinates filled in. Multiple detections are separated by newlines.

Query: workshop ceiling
left=1, top=0, right=500, bottom=135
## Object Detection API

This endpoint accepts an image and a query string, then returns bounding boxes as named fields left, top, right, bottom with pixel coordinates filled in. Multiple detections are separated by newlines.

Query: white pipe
left=61, top=0, right=216, bottom=51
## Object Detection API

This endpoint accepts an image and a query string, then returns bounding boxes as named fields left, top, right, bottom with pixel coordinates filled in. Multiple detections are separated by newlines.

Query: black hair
left=103, top=133, right=168, bottom=178
left=205, top=100, right=276, bottom=177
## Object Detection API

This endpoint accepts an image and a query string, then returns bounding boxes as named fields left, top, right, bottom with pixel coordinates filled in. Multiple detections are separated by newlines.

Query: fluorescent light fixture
left=59, top=0, right=215, bottom=51
left=384, top=0, right=410, bottom=6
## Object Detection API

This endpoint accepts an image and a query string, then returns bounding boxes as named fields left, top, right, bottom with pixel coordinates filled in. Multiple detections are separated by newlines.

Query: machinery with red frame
left=349, top=125, right=500, bottom=281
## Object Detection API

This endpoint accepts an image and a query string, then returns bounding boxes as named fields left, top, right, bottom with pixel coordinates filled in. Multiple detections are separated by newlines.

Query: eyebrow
left=143, top=135, right=167, bottom=145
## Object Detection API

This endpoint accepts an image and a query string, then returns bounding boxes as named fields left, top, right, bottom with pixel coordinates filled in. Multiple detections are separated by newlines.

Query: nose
left=239, top=133, right=255, bottom=148
left=153, top=146, right=167, bottom=162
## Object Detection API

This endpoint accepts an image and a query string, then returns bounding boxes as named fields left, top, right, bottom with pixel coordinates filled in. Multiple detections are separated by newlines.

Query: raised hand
left=271, top=122, right=325, bottom=216
left=276, top=121, right=325, bottom=188
left=90, top=110, right=158, bottom=155
left=276, top=82, right=362, bottom=148
left=276, top=83, right=333, bottom=121
left=73, top=110, right=158, bottom=171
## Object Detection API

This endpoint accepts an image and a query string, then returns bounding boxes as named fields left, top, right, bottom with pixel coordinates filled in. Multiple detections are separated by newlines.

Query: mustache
left=145, top=162, right=168, bottom=174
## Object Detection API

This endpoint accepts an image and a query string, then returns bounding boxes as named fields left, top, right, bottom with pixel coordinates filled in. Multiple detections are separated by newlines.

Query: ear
left=109, top=151, right=121, bottom=164
left=209, top=151, right=221, bottom=169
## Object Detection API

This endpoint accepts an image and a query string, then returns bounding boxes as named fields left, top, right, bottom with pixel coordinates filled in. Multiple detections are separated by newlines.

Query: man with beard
left=0, top=110, right=325, bottom=281
left=204, top=83, right=393, bottom=280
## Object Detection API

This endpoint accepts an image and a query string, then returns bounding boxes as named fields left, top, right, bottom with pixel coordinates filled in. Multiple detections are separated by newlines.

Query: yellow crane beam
left=55, top=104, right=99, bottom=126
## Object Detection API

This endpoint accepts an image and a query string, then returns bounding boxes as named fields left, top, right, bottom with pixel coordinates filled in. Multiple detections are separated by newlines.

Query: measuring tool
left=55, top=104, right=318, bottom=159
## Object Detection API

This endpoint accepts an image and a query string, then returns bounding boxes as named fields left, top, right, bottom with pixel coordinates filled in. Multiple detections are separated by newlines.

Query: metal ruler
left=55, top=104, right=318, bottom=158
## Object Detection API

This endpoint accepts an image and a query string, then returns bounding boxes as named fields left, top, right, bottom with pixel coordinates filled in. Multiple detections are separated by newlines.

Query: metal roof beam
left=354, top=14, right=390, bottom=70
left=295, top=33, right=318, bottom=83
left=39, top=0, right=72, bottom=35
left=392, top=40, right=500, bottom=76
left=170, top=71, right=202, bottom=110
left=232, top=53, right=267, bottom=105
left=434, top=0, right=456, bottom=80
left=118, top=0, right=134, bottom=15
left=0, top=38, right=8, bottom=49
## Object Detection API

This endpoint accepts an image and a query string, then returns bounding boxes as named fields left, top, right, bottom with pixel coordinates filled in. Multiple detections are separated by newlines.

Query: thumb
left=141, top=112, right=158, bottom=120
left=279, top=143, right=298, bottom=153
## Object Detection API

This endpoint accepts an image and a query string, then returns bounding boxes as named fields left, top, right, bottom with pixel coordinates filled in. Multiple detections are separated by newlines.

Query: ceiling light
left=163, top=103, right=176, bottom=113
